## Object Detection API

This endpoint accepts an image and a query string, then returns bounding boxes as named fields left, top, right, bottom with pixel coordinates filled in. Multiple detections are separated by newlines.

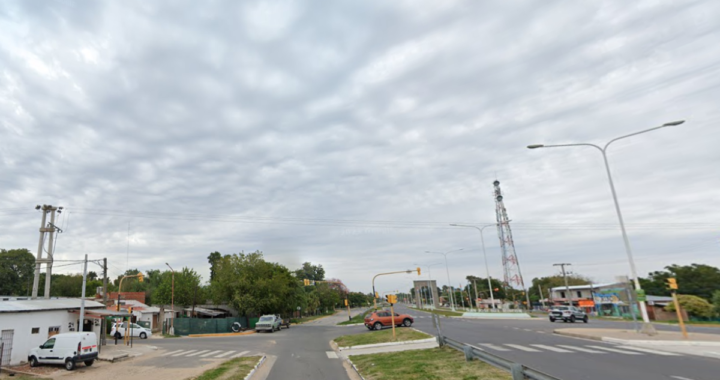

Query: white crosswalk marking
left=231, top=350, right=250, bottom=358
left=477, top=344, right=510, bottom=351
left=587, top=345, right=643, bottom=355
left=326, top=351, right=338, bottom=358
left=504, top=344, right=540, bottom=352
left=173, top=350, right=196, bottom=357
left=215, top=351, right=236, bottom=358
left=530, top=345, right=573, bottom=353
left=162, top=350, right=185, bottom=357
left=186, top=350, right=210, bottom=357
left=557, top=345, right=606, bottom=354
left=616, top=346, right=681, bottom=356
left=200, top=350, right=224, bottom=357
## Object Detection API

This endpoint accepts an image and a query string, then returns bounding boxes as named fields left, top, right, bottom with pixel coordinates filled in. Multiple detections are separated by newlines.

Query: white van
left=28, top=332, right=98, bottom=371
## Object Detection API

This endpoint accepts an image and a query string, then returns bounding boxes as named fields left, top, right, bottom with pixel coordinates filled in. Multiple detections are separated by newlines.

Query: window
left=48, top=326, right=60, bottom=338
left=577, top=291, right=582, bottom=298
left=42, top=338, right=55, bottom=349
left=560, top=291, right=565, bottom=298
left=31, top=327, right=39, bottom=334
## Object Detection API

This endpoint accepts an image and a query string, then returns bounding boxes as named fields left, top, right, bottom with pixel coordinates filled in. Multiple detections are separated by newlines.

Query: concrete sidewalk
left=555, top=328, right=720, bottom=359
left=98, top=342, right=158, bottom=362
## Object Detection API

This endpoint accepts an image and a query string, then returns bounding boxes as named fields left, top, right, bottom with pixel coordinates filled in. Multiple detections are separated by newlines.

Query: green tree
left=0, top=248, right=36, bottom=296
left=713, top=290, right=720, bottom=317
left=208, top=251, right=223, bottom=281
left=465, top=276, right=508, bottom=301
left=665, top=294, right=714, bottom=318
left=528, top=275, right=591, bottom=303
left=640, top=264, right=720, bottom=301
left=153, top=268, right=202, bottom=307
left=294, top=262, right=325, bottom=281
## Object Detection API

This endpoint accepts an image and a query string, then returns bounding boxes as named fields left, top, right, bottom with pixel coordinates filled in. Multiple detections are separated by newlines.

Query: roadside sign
left=636, top=289, right=646, bottom=302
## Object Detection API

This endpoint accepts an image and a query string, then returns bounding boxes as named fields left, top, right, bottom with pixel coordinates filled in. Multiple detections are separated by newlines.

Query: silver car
left=549, top=306, right=588, bottom=323
left=255, top=315, right=282, bottom=333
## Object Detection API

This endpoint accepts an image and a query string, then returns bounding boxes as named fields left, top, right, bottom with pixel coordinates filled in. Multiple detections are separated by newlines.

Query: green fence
left=167, top=316, right=253, bottom=336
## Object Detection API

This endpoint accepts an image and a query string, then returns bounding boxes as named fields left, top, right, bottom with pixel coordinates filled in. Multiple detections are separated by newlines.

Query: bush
left=665, top=294, right=714, bottom=318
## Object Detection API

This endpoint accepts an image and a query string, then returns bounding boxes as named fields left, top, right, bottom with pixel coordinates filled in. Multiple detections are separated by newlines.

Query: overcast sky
left=2, top=0, right=719, bottom=297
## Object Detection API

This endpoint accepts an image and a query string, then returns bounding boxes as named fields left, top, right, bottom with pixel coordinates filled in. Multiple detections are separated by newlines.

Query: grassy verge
left=350, top=346, right=511, bottom=380
left=162, top=333, right=181, bottom=338
left=334, top=327, right=431, bottom=347
left=192, top=356, right=262, bottom=380
left=337, top=309, right=372, bottom=325
left=290, top=312, right=334, bottom=324
left=653, top=320, right=720, bottom=326
left=409, top=307, right=463, bottom=317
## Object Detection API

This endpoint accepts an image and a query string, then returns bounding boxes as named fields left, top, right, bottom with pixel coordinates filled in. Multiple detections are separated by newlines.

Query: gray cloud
left=1, top=0, right=719, bottom=294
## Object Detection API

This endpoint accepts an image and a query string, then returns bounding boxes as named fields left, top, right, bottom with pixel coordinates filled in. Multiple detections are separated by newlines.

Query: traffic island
left=191, top=356, right=265, bottom=380
left=347, top=346, right=510, bottom=380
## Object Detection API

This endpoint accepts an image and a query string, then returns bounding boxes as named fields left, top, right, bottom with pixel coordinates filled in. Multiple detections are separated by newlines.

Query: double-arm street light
left=449, top=223, right=498, bottom=310
left=527, top=120, right=685, bottom=334
left=426, top=249, right=463, bottom=311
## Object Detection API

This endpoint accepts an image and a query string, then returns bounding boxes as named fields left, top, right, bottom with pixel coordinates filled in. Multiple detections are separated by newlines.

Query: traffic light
left=138, top=273, right=144, bottom=282
left=344, top=299, right=348, bottom=306
left=375, top=291, right=379, bottom=298
left=416, top=267, right=421, bottom=276
left=128, top=306, right=133, bottom=314
left=667, top=277, right=678, bottom=290
left=389, top=295, right=397, bottom=304
left=116, top=303, right=120, bottom=311
left=303, top=279, right=310, bottom=286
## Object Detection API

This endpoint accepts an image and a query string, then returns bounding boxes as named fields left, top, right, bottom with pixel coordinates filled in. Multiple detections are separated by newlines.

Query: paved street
left=399, top=304, right=720, bottom=380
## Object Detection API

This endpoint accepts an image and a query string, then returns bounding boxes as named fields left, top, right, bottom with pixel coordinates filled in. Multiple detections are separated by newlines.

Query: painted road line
left=477, top=343, right=510, bottom=351
left=670, top=376, right=694, bottom=380
left=326, top=351, right=338, bottom=359
left=231, top=350, right=250, bottom=358
left=215, top=351, right=236, bottom=358
left=200, top=350, right=224, bottom=357
left=530, top=345, right=573, bottom=353
left=504, top=344, right=540, bottom=352
left=617, top=346, right=682, bottom=356
left=537, top=331, right=546, bottom=334
left=587, top=345, right=643, bottom=355
left=186, top=350, right=210, bottom=357
left=173, top=350, right=197, bottom=357
left=557, top=345, right=606, bottom=354
left=161, top=350, right=186, bottom=357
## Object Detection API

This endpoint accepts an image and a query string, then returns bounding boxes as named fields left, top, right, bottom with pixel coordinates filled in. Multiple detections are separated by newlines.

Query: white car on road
left=111, top=322, right=152, bottom=339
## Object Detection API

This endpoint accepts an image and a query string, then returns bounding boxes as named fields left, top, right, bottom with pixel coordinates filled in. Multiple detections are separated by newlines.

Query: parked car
left=255, top=315, right=283, bottom=333
left=364, top=310, right=414, bottom=330
left=549, top=306, right=588, bottom=323
left=28, top=332, right=98, bottom=371
left=111, top=322, right=152, bottom=339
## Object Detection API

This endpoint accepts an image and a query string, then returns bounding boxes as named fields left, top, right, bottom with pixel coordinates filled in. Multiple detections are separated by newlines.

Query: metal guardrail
left=442, top=336, right=561, bottom=380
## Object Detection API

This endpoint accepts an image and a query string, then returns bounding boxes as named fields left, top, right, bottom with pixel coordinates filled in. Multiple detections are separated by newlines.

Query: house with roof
left=0, top=297, right=122, bottom=366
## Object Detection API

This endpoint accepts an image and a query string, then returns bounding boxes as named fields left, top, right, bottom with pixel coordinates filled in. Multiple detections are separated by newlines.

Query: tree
left=665, top=294, right=714, bottom=319
left=210, top=251, right=301, bottom=316
left=641, top=264, right=720, bottom=301
left=294, top=262, right=325, bottom=281
left=208, top=251, right=223, bottom=281
left=153, top=267, right=202, bottom=307
left=465, top=276, right=508, bottom=301
left=528, top=275, right=591, bottom=303
left=713, top=291, right=720, bottom=317
left=0, top=248, right=36, bottom=296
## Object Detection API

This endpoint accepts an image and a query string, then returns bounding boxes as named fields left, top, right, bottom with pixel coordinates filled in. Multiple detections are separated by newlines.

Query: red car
left=364, top=310, right=414, bottom=330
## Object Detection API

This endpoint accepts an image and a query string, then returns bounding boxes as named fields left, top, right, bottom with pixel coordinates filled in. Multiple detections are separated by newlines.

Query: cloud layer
left=2, top=0, right=719, bottom=294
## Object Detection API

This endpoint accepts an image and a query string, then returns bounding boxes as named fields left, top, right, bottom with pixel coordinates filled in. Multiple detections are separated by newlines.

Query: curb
left=244, top=355, right=267, bottom=380
left=603, top=337, right=720, bottom=347
left=339, top=337, right=437, bottom=351
left=0, top=367, right=51, bottom=378
left=189, top=331, right=255, bottom=338
left=337, top=323, right=365, bottom=327
left=98, top=353, right=130, bottom=362
left=346, top=357, right=367, bottom=380
left=553, top=330, right=603, bottom=341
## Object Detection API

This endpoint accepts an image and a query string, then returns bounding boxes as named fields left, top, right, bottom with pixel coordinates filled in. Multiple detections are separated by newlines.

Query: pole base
left=640, top=322, right=658, bottom=336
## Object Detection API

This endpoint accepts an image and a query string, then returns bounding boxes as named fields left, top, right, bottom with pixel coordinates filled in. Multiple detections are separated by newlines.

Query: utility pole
left=31, top=204, right=62, bottom=299
left=538, top=284, right=545, bottom=308
left=103, top=258, right=108, bottom=306
left=554, top=263, right=572, bottom=306
left=472, top=278, right=479, bottom=311
left=79, top=254, right=88, bottom=331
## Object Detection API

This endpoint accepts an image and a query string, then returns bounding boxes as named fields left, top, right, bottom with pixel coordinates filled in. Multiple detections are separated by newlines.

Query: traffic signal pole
left=372, top=269, right=420, bottom=309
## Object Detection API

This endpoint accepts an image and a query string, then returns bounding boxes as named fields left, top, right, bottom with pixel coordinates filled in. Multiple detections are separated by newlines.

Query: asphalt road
left=130, top=310, right=365, bottom=380
left=397, top=304, right=720, bottom=380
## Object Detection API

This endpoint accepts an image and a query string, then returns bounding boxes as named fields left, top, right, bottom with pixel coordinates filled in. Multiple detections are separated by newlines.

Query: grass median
left=409, top=307, right=463, bottom=317
left=350, top=345, right=511, bottom=380
left=337, top=308, right=372, bottom=325
left=334, top=327, right=431, bottom=347
left=192, top=356, right=262, bottom=380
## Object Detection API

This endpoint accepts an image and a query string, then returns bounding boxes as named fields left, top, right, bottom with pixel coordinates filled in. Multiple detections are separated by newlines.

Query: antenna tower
left=493, top=180, right=531, bottom=309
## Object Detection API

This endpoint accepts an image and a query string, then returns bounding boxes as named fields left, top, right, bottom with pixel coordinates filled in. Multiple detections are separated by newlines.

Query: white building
left=0, top=298, right=106, bottom=366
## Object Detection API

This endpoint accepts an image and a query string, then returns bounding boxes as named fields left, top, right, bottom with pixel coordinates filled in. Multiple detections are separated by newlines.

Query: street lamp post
left=450, top=223, right=498, bottom=310
left=414, top=261, right=443, bottom=309
left=165, top=263, right=175, bottom=334
left=426, top=249, right=463, bottom=311
left=527, top=120, right=684, bottom=334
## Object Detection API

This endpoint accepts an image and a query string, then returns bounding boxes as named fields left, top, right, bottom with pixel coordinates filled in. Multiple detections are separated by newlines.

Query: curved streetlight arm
left=450, top=223, right=499, bottom=309
left=603, top=123, right=679, bottom=150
